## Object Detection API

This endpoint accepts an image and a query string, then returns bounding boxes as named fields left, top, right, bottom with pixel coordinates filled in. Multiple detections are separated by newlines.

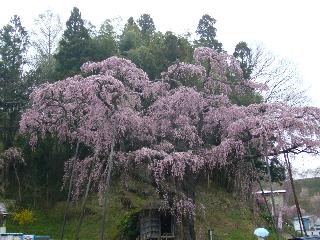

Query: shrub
left=12, top=209, right=35, bottom=225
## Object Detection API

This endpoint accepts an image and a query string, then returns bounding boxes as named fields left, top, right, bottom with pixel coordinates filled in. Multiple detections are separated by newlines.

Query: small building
left=314, top=218, right=320, bottom=230
left=255, top=189, right=286, bottom=230
left=292, top=215, right=320, bottom=236
left=255, top=190, right=287, bottom=208
left=0, top=202, right=8, bottom=234
left=139, top=205, right=175, bottom=240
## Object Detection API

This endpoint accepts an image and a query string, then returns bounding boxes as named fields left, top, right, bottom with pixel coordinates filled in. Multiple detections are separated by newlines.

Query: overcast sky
left=1, top=0, right=320, bottom=173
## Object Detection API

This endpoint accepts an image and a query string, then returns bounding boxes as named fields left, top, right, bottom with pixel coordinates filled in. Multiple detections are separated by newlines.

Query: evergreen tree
left=233, top=41, right=253, bottom=80
left=127, top=45, right=160, bottom=79
left=99, top=19, right=116, bottom=38
left=137, top=14, right=155, bottom=36
left=163, top=31, right=181, bottom=64
left=90, top=19, right=118, bottom=61
left=119, top=17, right=142, bottom=54
left=0, top=15, right=29, bottom=149
left=55, top=7, right=92, bottom=78
left=0, top=15, right=28, bottom=81
left=195, top=14, right=222, bottom=51
left=162, top=32, right=193, bottom=65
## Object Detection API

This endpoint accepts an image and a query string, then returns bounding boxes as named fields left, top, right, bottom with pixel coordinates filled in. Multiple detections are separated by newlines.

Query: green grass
left=194, top=185, right=256, bottom=240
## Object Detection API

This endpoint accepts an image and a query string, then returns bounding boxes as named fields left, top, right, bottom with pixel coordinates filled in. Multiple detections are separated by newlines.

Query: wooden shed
left=139, top=205, right=175, bottom=240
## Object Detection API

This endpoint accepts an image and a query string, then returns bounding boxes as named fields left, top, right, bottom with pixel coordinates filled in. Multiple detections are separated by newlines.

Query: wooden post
left=284, top=153, right=307, bottom=236
left=208, top=229, right=213, bottom=240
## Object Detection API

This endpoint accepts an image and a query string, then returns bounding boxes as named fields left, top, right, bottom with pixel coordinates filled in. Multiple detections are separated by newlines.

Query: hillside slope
left=288, top=177, right=320, bottom=216
left=6, top=180, right=280, bottom=239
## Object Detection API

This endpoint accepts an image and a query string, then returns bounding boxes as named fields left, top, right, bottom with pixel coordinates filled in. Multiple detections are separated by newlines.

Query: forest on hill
left=0, top=7, right=319, bottom=240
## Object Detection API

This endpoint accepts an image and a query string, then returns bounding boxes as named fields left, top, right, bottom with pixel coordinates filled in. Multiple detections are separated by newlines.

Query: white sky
left=1, top=0, right=320, bottom=173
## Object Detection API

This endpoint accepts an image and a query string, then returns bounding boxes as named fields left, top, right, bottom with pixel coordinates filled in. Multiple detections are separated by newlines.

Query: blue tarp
left=0, top=234, right=50, bottom=240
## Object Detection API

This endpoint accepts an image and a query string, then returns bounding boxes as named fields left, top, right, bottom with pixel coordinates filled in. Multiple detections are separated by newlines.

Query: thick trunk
left=175, top=173, right=196, bottom=240
left=60, top=142, right=80, bottom=240
left=175, top=216, right=196, bottom=240
left=100, top=138, right=115, bottom=240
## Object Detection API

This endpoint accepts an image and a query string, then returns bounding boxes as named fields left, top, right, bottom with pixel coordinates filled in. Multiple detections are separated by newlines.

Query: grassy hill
left=288, top=177, right=320, bottom=216
left=294, top=177, right=320, bottom=196
left=5, top=180, right=282, bottom=240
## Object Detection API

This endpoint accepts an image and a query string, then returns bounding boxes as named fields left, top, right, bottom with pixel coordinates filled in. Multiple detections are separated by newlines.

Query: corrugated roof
left=293, top=215, right=314, bottom=220
left=255, top=190, right=286, bottom=194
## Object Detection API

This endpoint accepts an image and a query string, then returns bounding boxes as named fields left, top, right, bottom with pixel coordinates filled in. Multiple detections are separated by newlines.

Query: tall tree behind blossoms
left=195, top=14, right=223, bottom=51
left=119, top=17, right=142, bottom=55
left=233, top=41, right=253, bottom=80
left=20, top=48, right=320, bottom=239
left=137, top=13, right=156, bottom=37
left=55, top=7, right=92, bottom=79
left=234, top=42, right=309, bottom=106
left=0, top=15, right=29, bottom=149
left=29, top=10, right=62, bottom=83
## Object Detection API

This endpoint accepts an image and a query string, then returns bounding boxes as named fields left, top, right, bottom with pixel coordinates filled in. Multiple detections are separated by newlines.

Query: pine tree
left=195, top=14, right=222, bottom=51
left=0, top=15, right=29, bottom=148
left=55, top=7, right=92, bottom=78
left=119, top=17, right=142, bottom=54
left=233, top=41, right=253, bottom=80
left=137, top=14, right=155, bottom=36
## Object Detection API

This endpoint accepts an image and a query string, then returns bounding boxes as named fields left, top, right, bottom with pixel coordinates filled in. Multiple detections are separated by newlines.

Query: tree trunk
left=75, top=162, right=93, bottom=240
left=100, top=138, right=115, bottom=240
left=33, top=173, right=37, bottom=208
left=46, top=151, right=50, bottom=208
left=250, top=158, right=278, bottom=231
left=265, top=157, right=280, bottom=239
left=284, top=153, right=307, bottom=236
left=175, top=173, right=196, bottom=240
left=13, top=163, right=22, bottom=202
left=175, top=216, right=196, bottom=240
left=60, top=142, right=80, bottom=240
left=46, top=172, right=49, bottom=208
left=0, top=166, right=4, bottom=193
left=258, top=178, right=277, bottom=230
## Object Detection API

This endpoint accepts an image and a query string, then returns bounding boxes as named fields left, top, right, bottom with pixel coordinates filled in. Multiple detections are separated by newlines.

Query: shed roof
left=293, top=215, right=314, bottom=220
left=0, top=202, right=8, bottom=215
left=255, top=190, right=286, bottom=194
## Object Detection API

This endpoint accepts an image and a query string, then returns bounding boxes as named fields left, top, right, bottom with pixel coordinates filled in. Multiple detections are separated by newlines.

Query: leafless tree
left=250, top=43, right=310, bottom=106
left=29, top=9, right=62, bottom=81
left=32, top=9, right=62, bottom=58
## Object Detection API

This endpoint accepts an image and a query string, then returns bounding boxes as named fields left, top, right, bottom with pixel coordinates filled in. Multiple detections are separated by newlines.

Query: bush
left=12, top=209, right=35, bottom=225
